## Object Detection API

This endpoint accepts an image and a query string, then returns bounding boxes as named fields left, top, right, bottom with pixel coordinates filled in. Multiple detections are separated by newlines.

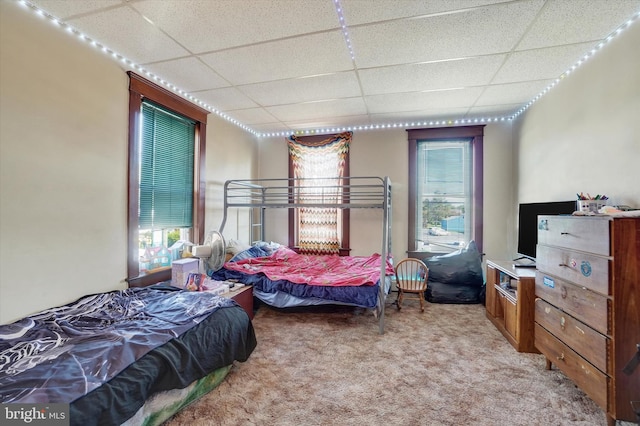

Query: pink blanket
left=224, top=247, right=394, bottom=287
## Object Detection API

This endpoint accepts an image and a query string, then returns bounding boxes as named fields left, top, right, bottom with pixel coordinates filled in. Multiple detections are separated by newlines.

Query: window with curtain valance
left=288, top=132, right=351, bottom=255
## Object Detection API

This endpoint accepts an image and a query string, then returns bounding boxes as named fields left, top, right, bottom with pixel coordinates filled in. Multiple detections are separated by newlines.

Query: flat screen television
left=516, top=201, right=576, bottom=263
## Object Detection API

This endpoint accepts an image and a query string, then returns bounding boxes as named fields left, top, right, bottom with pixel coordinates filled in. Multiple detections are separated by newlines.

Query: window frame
left=127, top=72, right=208, bottom=287
left=407, top=126, right=484, bottom=255
left=287, top=133, right=351, bottom=255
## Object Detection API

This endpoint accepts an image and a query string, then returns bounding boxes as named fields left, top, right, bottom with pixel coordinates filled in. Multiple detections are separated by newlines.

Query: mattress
left=122, top=364, right=232, bottom=426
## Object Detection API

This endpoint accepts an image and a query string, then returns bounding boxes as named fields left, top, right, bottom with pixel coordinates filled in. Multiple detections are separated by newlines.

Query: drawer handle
left=556, top=353, right=565, bottom=361
left=560, top=232, right=570, bottom=235
left=558, top=263, right=570, bottom=267
left=561, top=287, right=567, bottom=299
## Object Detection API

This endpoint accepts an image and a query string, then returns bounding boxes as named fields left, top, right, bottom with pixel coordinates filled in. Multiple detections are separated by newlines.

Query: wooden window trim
left=407, top=126, right=484, bottom=254
left=127, top=72, right=208, bottom=287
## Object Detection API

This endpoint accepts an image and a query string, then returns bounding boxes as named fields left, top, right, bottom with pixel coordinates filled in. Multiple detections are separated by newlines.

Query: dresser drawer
left=535, top=272, right=609, bottom=334
left=535, top=324, right=608, bottom=411
left=536, top=245, right=610, bottom=295
left=537, top=216, right=610, bottom=255
left=535, top=298, right=608, bottom=373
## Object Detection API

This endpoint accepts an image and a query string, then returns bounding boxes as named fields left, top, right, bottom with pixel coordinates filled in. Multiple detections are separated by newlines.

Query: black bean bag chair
left=424, top=240, right=485, bottom=304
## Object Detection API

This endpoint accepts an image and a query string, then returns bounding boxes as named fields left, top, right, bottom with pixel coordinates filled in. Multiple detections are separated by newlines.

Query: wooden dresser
left=534, top=215, right=640, bottom=426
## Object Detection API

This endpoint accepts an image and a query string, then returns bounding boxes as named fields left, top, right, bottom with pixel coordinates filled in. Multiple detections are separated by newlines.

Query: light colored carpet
left=166, top=299, right=632, bottom=426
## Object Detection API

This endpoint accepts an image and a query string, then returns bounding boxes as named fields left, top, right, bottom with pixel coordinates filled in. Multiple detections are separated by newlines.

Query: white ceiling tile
left=365, top=88, right=485, bottom=113
left=370, top=108, right=471, bottom=123
left=250, top=122, right=290, bottom=133
left=342, top=0, right=513, bottom=25
left=266, top=98, right=367, bottom=122
left=199, top=31, right=353, bottom=85
left=229, top=108, right=280, bottom=125
left=131, top=0, right=338, bottom=53
left=493, top=42, right=594, bottom=84
left=517, top=0, right=640, bottom=50
left=475, top=80, right=553, bottom=107
left=359, top=55, right=506, bottom=95
left=145, top=57, right=230, bottom=92
left=240, top=72, right=361, bottom=107
left=466, top=104, right=522, bottom=118
left=283, top=114, right=373, bottom=131
left=350, top=0, right=544, bottom=68
left=67, top=6, right=189, bottom=63
left=197, top=87, right=259, bottom=111
left=27, top=0, right=124, bottom=19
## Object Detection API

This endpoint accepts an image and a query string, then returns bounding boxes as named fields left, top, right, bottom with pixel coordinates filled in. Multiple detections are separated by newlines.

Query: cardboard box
left=173, top=272, right=188, bottom=288
left=172, top=258, right=199, bottom=286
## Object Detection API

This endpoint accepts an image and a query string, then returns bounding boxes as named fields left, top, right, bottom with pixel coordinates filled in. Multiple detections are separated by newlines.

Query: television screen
left=517, top=201, right=576, bottom=260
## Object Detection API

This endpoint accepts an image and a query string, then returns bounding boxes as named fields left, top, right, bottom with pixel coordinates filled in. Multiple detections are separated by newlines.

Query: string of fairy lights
left=14, top=0, right=640, bottom=139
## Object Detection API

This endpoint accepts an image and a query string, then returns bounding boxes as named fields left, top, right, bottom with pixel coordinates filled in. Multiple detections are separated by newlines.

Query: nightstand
left=224, top=285, right=254, bottom=320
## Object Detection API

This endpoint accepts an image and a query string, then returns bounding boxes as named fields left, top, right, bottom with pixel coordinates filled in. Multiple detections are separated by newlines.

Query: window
left=407, top=126, right=484, bottom=255
left=138, top=101, right=194, bottom=273
left=127, top=72, right=208, bottom=286
left=287, top=132, right=351, bottom=255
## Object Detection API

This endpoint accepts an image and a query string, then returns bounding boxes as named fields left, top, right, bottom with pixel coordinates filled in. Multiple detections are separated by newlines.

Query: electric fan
left=192, top=230, right=226, bottom=274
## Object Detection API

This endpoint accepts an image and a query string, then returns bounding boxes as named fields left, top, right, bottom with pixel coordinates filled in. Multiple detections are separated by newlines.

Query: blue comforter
left=0, top=285, right=234, bottom=405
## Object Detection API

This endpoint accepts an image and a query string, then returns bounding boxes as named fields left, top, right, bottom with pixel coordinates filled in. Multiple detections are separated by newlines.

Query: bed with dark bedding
left=0, top=283, right=257, bottom=426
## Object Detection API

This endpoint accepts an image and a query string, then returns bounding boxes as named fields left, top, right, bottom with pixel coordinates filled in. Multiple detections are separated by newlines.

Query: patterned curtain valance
left=288, top=131, right=352, bottom=147
left=288, top=132, right=350, bottom=175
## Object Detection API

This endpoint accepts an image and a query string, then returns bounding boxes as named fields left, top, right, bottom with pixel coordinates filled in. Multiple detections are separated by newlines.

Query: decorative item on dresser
left=485, top=260, right=538, bottom=353
left=534, top=215, right=640, bottom=426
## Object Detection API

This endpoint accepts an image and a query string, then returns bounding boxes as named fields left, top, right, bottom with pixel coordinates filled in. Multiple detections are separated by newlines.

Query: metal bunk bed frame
left=218, top=176, right=392, bottom=334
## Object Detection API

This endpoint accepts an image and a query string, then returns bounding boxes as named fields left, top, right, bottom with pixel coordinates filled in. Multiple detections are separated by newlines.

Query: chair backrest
left=395, top=258, right=429, bottom=292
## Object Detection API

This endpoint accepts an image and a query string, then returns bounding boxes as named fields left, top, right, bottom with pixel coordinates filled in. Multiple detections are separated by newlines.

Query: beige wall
left=0, top=2, right=257, bottom=324
left=0, top=2, right=129, bottom=324
left=256, top=123, right=515, bottom=263
left=205, top=119, right=258, bottom=244
left=512, top=21, right=640, bottom=254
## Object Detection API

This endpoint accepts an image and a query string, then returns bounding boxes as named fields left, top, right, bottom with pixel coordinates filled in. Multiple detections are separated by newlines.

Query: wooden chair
left=395, top=258, right=429, bottom=312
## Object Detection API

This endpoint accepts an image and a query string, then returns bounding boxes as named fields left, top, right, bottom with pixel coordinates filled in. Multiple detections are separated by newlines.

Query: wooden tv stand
left=485, top=260, right=538, bottom=353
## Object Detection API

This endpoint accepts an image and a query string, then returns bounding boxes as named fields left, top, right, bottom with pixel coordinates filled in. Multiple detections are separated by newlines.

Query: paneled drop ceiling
left=22, top=0, right=640, bottom=136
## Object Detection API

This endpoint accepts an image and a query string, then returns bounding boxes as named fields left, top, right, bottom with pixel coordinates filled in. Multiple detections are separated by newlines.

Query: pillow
left=226, top=239, right=251, bottom=255
left=424, top=240, right=483, bottom=287
left=228, top=241, right=282, bottom=262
